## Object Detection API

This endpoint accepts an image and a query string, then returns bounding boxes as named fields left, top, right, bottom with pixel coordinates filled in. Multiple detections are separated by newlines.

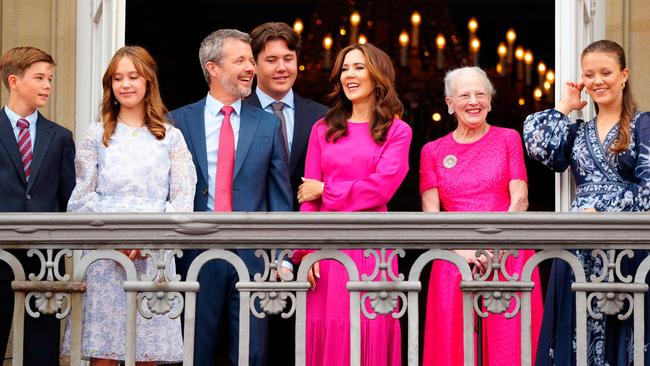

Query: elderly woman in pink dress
left=294, top=43, right=412, bottom=366
left=420, top=66, right=543, bottom=365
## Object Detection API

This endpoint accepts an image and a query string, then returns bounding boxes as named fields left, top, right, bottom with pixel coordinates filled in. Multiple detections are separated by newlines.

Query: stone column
left=0, top=0, right=76, bottom=132
left=0, top=3, right=76, bottom=364
left=607, top=0, right=650, bottom=110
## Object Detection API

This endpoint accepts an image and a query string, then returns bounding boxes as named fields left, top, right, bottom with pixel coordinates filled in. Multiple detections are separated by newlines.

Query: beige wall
left=607, top=0, right=650, bottom=111
left=0, top=0, right=76, bottom=132
left=0, top=3, right=76, bottom=363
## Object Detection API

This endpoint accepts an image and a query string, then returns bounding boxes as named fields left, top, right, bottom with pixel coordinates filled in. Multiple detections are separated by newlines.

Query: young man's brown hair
left=250, top=22, right=302, bottom=60
left=0, top=46, right=55, bottom=89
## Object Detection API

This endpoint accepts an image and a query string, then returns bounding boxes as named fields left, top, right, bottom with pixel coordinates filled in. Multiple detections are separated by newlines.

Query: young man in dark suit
left=0, top=46, right=75, bottom=365
left=246, top=22, right=328, bottom=211
left=169, top=29, right=292, bottom=366
left=245, top=22, right=329, bottom=365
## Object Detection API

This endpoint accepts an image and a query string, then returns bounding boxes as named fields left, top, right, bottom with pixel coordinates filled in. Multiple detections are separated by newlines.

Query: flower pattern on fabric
left=524, top=109, right=650, bottom=212
left=61, top=122, right=196, bottom=362
left=524, top=109, right=650, bottom=365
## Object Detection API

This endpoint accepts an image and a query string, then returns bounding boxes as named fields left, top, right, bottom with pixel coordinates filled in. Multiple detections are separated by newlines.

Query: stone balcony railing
left=1, top=212, right=650, bottom=366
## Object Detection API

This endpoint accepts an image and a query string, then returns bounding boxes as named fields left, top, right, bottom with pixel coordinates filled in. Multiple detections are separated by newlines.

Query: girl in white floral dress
left=61, top=46, right=196, bottom=365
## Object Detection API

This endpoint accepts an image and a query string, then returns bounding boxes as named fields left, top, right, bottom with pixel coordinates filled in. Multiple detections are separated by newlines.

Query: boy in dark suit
left=0, top=46, right=75, bottom=365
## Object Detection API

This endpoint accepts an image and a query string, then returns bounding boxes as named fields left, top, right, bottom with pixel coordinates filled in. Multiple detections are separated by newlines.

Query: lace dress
left=524, top=109, right=650, bottom=365
left=61, top=121, right=196, bottom=362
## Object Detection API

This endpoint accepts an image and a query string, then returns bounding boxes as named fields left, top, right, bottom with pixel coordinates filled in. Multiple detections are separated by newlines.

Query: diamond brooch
left=442, top=154, right=458, bottom=169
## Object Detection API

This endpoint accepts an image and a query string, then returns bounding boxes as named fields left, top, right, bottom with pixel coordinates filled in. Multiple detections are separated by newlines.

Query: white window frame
left=554, top=0, right=606, bottom=211
left=75, top=0, right=126, bottom=137
left=73, top=3, right=126, bottom=341
left=76, top=0, right=608, bottom=212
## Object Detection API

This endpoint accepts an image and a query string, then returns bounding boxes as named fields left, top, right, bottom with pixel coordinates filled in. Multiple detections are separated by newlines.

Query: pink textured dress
left=296, top=118, right=412, bottom=366
left=419, top=126, right=543, bottom=366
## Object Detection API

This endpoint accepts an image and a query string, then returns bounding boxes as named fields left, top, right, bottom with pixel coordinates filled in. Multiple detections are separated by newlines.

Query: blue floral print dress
left=524, top=109, right=650, bottom=365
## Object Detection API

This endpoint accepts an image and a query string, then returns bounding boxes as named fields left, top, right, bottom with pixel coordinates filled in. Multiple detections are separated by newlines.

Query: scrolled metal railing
left=1, top=212, right=650, bottom=366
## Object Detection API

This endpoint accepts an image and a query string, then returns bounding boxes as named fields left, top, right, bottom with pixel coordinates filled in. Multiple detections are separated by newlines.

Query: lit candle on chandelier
left=358, top=34, right=367, bottom=45
left=524, top=49, right=534, bottom=86
left=350, top=11, right=361, bottom=44
left=399, top=31, right=409, bottom=67
left=546, top=69, right=555, bottom=85
left=435, top=33, right=446, bottom=70
left=468, top=17, right=478, bottom=50
left=537, top=61, right=546, bottom=88
left=546, top=69, right=555, bottom=102
left=470, top=37, right=480, bottom=66
left=411, top=11, right=421, bottom=48
left=506, top=28, right=516, bottom=65
left=497, top=42, right=507, bottom=77
left=323, top=35, right=333, bottom=70
left=515, top=46, right=525, bottom=81
left=533, top=87, right=543, bottom=100
left=293, top=19, right=304, bottom=35
left=496, top=63, right=503, bottom=76
left=543, top=81, right=552, bottom=94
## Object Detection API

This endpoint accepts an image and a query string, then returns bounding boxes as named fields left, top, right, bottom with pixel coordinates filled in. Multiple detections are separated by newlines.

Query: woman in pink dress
left=295, top=43, right=412, bottom=366
left=419, top=66, right=543, bottom=365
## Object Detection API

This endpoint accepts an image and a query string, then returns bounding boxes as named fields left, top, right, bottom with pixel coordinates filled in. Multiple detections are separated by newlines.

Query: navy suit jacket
left=169, top=98, right=292, bottom=213
left=0, top=108, right=75, bottom=213
left=244, top=93, right=327, bottom=209
left=0, top=108, right=75, bottom=280
left=0, top=107, right=74, bottom=366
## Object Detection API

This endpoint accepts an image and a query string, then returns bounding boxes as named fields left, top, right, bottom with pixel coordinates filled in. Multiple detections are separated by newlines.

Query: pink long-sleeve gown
left=419, top=126, right=543, bottom=365
left=297, top=118, right=412, bottom=366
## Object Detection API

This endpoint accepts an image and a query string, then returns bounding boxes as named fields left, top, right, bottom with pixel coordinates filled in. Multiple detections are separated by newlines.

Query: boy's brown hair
left=250, top=22, right=302, bottom=61
left=0, top=46, right=55, bottom=89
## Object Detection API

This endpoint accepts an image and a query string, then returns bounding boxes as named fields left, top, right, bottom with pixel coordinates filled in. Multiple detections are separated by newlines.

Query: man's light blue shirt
left=204, top=93, right=241, bottom=211
left=256, top=87, right=295, bottom=154
left=4, top=106, right=38, bottom=142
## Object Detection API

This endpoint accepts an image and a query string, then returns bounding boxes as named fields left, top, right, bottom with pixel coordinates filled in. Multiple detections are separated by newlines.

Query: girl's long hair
left=100, top=46, right=168, bottom=146
left=582, top=40, right=636, bottom=153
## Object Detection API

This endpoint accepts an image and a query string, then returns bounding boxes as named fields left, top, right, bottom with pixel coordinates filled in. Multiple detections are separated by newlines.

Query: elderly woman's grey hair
left=199, top=29, right=251, bottom=85
left=444, top=66, right=495, bottom=98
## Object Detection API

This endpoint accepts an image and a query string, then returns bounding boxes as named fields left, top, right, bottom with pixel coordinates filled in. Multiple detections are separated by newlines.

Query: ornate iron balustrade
left=1, top=212, right=650, bottom=366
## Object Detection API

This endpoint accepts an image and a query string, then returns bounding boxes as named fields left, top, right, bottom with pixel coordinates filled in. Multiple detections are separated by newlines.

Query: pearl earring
left=448, top=107, right=454, bottom=115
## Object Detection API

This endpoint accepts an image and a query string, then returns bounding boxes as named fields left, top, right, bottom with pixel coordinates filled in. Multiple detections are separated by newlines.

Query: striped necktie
left=16, top=118, right=33, bottom=182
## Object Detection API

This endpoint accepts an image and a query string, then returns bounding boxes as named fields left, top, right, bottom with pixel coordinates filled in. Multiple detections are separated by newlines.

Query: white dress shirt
left=255, top=87, right=295, bottom=154
left=4, top=106, right=38, bottom=142
left=204, top=93, right=242, bottom=211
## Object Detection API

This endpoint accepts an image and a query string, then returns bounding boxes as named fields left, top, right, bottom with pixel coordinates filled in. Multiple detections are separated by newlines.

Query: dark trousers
left=0, top=251, right=60, bottom=365
left=178, top=249, right=269, bottom=366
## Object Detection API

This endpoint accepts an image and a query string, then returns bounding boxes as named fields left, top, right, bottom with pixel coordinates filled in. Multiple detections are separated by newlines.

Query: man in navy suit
left=170, top=29, right=292, bottom=366
left=246, top=22, right=328, bottom=211
left=245, top=22, right=328, bottom=365
left=0, top=47, right=75, bottom=365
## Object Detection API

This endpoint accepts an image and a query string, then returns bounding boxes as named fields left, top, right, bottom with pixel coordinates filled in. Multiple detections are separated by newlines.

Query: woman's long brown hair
left=324, top=43, right=403, bottom=144
left=100, top=46, right=168, bottom=146
left=582, top=40, right=636, bottom=153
